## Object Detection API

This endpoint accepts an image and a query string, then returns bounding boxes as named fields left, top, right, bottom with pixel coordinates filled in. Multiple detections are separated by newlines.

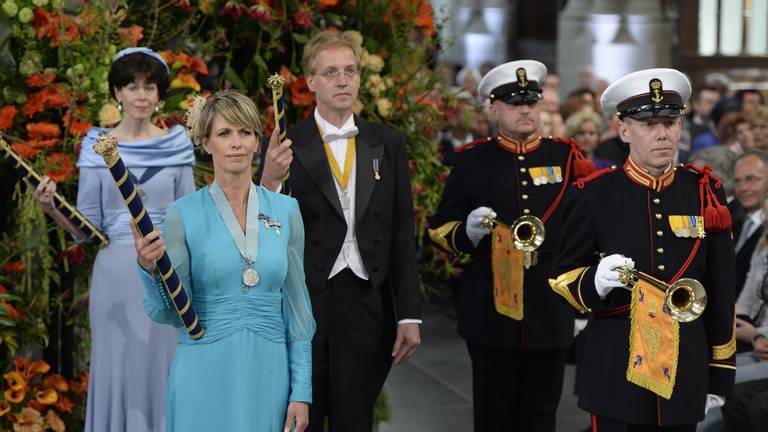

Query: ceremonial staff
left=93, top=135, right=204, bottom=340
left=0, top=138, right=109, bottom=247
left=267, top=74, right=289, bottom=184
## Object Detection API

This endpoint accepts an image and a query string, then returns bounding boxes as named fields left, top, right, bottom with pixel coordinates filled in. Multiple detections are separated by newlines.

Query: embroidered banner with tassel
left=626, top=275, right=679, bottom=399
left=491, top=223, right=524, bottom=320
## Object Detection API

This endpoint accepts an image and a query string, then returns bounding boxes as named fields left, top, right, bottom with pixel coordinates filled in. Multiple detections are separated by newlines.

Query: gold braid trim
left=712, top=319, right=737, bottom=360
left=549, top=267, right=591, bottom=314
left=709, top=363, right=736, bottom=370
left=428, top=221, right=461, bottom=254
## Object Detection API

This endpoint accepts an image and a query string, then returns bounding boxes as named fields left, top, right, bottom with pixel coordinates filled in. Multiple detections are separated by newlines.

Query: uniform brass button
left=523, top=209, right=530, bottom=214
left=520, top=167, right=527, bottom=173
left=521, top=181, right=529, bottom=186
left=518, top=155, right=525, bottom=161
left=657, top=248, right=665, bottom=254
left=653, top=198, right=661, bottom=204
left=656, top=230, right=664, bottom=237
left=657, top=264, right=666, bottom=271
left=522, top=194, right=529, bottom=200
left=655, top=213, right=662, bottom=220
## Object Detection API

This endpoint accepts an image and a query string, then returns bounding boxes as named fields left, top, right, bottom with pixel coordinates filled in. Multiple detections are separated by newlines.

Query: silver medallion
left=243, top=267, right=260, bottom=287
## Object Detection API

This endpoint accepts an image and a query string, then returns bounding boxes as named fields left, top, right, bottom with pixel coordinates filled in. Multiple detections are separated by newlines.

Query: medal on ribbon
left=210, top=181, right=261, bottom=294
left=529, top=166, right=563, bottom=186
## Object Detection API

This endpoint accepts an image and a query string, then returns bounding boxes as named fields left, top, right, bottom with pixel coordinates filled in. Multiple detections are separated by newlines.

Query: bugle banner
left=626, top=275, right=679, bottom=399
left=93, top=135, right=204, bottom=340
left=0, top=138, right=109, bottom=247
left=491, top=222, right=524, bottom=320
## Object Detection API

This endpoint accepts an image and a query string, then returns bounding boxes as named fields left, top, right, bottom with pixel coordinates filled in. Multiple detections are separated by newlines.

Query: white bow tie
left=322, top=126, right=359, bottom=143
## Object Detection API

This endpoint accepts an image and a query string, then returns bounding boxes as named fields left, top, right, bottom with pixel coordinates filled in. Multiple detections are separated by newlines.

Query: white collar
left=314, top=109, right=356, bottom=137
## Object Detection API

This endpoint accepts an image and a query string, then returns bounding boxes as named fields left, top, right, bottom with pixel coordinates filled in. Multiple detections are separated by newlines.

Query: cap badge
left=649, top=78, right=664, bottom=104
left=516, top=68, right=528, bottom=88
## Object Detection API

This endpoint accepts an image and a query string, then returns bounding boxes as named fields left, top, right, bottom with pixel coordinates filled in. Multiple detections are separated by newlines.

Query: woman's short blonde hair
left=187, top=90, right=262, bottom=147
left=302, top=30, right=361, bottom=75
left=564, top=110, right=604, bottom=138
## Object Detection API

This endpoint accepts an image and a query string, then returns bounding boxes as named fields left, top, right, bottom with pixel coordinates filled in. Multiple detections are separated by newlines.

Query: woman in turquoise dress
left=133, top=90, right=315, bottom=431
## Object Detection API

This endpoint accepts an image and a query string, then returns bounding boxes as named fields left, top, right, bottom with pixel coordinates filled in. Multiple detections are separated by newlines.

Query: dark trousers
left=307, top=269, right=394, bottom=432
left=722, top=378, right=768, bottom=432
left=466, top=342, right=567, bottom=432
left=591, top=416, right=695, bottom=431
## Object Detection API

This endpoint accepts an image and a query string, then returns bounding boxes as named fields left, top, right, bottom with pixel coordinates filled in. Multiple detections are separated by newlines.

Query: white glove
left=466, top=207, right=496, bottom=247
left=594, top=254, right=634, bottom=299
left=704, top=393, right=725, bottom=415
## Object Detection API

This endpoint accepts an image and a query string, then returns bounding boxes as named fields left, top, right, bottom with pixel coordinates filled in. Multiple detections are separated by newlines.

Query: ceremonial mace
left=93, top=135, right=204, bottom=339
left=0, top=138, right=109, bottom=247
left=267, top=74, right=289, bottom=184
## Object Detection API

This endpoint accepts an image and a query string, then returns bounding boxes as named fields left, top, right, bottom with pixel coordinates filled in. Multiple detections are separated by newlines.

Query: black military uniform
left=429, top=60, right=595, bottom=432
left=550, top=68, right=735, bottom=431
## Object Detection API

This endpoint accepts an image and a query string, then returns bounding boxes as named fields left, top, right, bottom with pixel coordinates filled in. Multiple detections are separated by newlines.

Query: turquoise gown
left=138, top=182, right=315, bottom=432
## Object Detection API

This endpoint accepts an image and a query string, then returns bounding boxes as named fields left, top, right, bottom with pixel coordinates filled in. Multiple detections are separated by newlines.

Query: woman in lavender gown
left=30, top=47, right=195, bottom=432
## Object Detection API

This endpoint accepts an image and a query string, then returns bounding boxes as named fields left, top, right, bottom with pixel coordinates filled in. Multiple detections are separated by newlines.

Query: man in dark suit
left=732, top=150, right=768, bottom=298
left=259, top=30, right=421, bottom=432
left=429, top=60, right=596, bottom=431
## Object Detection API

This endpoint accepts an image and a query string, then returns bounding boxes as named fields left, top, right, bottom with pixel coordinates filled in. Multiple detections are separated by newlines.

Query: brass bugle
left=480, top=214, right=546, bottom=252
left=616, top=266, right=707, bottom=322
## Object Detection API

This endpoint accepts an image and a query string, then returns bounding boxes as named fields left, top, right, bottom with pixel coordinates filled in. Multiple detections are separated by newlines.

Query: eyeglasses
left=316, top=67, right=359, bottom=81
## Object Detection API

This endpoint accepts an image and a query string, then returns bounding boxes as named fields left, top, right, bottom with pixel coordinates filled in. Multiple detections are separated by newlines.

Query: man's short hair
left=302, top=30, right=361, bottom=75
left=733, top=148, right=768, bottom=178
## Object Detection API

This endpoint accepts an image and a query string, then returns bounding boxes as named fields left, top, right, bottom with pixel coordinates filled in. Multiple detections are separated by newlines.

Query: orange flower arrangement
left=22, top=86, right=70, bottom=117
left=0, top=358, right=87, bottom=430
left=44, top=153, right=75, bottom=183
left=0, top=106, right=17, bottom=131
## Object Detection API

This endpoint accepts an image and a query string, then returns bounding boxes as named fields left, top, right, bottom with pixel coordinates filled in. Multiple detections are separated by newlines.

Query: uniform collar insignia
left=498, top=133, right=541, bottom=154
left=624, top=157, right=675, bottom=191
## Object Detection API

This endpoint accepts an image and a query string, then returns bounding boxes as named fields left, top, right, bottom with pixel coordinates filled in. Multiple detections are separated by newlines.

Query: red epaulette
left=551, top=136, right=597, bottom=178
left=573, top=166, right=618, bottom=189
left=681, top=163, right=731, bottom=232
left=454, top=137, right=493, bottom=154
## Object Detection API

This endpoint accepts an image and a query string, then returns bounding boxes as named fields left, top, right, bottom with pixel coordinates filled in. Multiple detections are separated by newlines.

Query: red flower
left=45, top=152, right=75, bottom=183
left=32, top=7, right=79, bottom=47
left=318, top=0, right=338, bottom=7
left=63, top=110, right=92, bottom=136
left=60, top=246, right=86, bottom=266
left=220, top=1, right=249, bottom=20
left=27, top=138, right=60, bottom=149
left=118, top=25, right=143, bottom=47
left=0, top=302, right=20, bottom=320
left=248, top=0, right=272, bottom=22
left=171, top=0, right=191, bottom=12
left=293, top=6, right=313, bottom=29
left=26, top=73, right=55, bottom=88
left=55, top=395, right=73, bottom=414
left=27, top=122, right=61, bottom=139
left=10, top=143, right=40, bottom=159
left=2, top=261, right=25, bottom=273
left=23, top=86, right=70, bottom=117
left=0, top=106, right=17, bottom=130
left=414, top=1, right=435, bottom=37
left=279, top=65, right=297, bottom=86
left=290, top=76, right=313, bottom=106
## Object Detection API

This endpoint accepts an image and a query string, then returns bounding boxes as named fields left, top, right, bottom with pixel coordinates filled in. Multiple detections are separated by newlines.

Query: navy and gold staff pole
left=267, top=74, right=289, bottom=184
left=93, top=135, right=204, bottom=340
left=0, top=138, right=109, bottom=247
